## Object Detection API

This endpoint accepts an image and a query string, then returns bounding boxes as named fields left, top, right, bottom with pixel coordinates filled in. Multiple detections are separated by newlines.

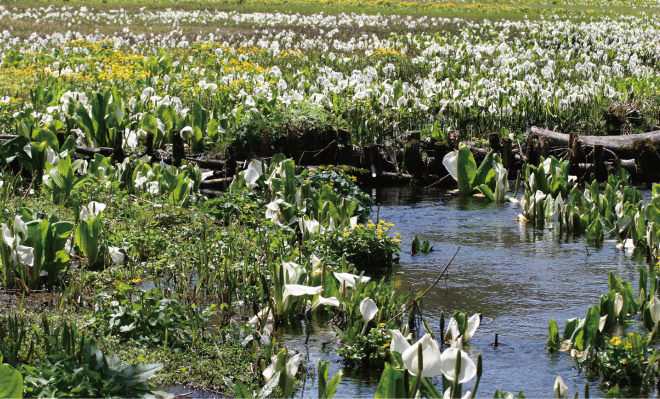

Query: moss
left=102, top=336, right=261, bottom=393
left=330, top=165, right=370, bottom=177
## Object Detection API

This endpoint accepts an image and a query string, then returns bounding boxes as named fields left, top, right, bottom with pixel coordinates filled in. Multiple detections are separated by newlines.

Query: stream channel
left=274, top=186, right=653, bottom=398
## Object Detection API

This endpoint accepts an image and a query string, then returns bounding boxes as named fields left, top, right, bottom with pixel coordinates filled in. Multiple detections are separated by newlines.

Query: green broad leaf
left=324, top=369, right=342, bottom=399
left=457, top=143, right=477, bottom=195
left=75, top=103, right=97, bottom=146
left=605, top=385, right=621, bottom=398
left=643, top=302, right=655, bottom=331
left=389, top=351, right=404, bottom=369
left=472, top=150, right=495, bottom=188
left=1, top=136, right=30, bottom=164
left=141, top=113, right=158, bottom=135
left=412, top=236, right=421, bottom=254
left=586, top=217, right=603, bottom=243
left=419, top=377, right=442, bottom=398
left=83, top=339, right=106, bottom=372
left=375, top=364, right=406, bottom=399
left=234, top=380, right=253, bottom=399
left=547, top=319, right=560, bottom=352
left=49, top=166, right=65, bottom=189
left=576, top=306, right=600, bottom=351
left=192, top=126, right=204, bottom=153
left=117, top=362, right=164, bottom=387
left=563, top=318, right=580, bottom=341
left=256, top=372, right=280, bottom=399
left=478, top=184, right=495, bottom=201
left=318, top=360, right=329, bottom=398
left=32, top=129, right=59, bottom=152
left=207, top=118, right=219, bottom=142
left=0, top=364, right=22, bottom=399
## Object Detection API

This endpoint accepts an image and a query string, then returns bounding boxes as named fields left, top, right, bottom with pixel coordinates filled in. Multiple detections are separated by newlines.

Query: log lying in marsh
left=199, top=177, right=233, bottom=190
left=530, top=126, right=660, bottom=159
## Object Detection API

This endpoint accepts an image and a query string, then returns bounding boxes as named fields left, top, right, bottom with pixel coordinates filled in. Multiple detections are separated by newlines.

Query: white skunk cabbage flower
left=614, top=293, right=624, bottom=317
left=263, top=353, right=302, bottom=383
left=243, top=159, right=266, bottom=188
left=553, top=373, right=568, bottom=398
left=262, top=357, right=277, bottom=382
left=388, top=329, right=413, bottom=354
left=442, top=151, right=459, bottom=182
left=265, top=200, right=283, bottom=223
left=402, top=333, right=443, bottom=378
left=286, top=354, right=302, bottom=380
left=282, top=284, right=322, bottom=302
left=311, top=295, right=340, bottom=310
left=443, top=389, right=471, bottom=399
left=440, top=347, right=476, bottom=383
left=248, top=308, right=273, bottom=326
left=146, top=181, right=160, bottom=196
left=333, top=272, right=371, bottom=289
left=301, top=218, right=325, bottom=235
left=599, top=315, right=608, bottom=332
left=444, top=313, right=480, bottom=344
left=493, top=163, right=508, bottom=203
left=109, top=246, right=125, bottom=264
left=12, top=245, right=34, bottom=267
left=649, top=296, right=660, bottom=324
left=2, top=215, right=27, bottom=248
left=80, top=201, right=106, bottom=221
left=360, top=297, right=378, bottom=335
left=282, top=262, right=304, bottom=284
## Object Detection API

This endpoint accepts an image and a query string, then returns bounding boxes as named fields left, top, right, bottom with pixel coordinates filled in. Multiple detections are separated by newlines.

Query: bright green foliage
left=75, top=213, right=102, bottom=268
left=317, top=360, right=342, bottom=399
left=21, top=340, right=163, bottom=398
left=0, top=363, right=22, bottom=399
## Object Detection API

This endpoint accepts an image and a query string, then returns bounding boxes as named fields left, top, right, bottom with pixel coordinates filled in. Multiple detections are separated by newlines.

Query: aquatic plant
left=442, top=144, right=506, bottom=201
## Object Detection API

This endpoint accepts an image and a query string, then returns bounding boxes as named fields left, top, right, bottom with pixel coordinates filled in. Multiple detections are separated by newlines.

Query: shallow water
left=278, top=186, right=653, bottom=398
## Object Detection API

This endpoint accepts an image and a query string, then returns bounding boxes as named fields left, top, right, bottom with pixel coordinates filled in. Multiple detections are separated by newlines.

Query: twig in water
left=428, top=174, right=451, bottom=188
left=385, top=246, right=460, bottom=325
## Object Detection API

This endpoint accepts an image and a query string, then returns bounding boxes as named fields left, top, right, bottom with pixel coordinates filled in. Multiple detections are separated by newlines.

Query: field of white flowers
left=0, top=5, right=658, bottom=155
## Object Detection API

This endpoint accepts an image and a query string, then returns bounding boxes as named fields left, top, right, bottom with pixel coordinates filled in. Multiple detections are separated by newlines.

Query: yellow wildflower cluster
left=372, top=48, right=405, bottom=58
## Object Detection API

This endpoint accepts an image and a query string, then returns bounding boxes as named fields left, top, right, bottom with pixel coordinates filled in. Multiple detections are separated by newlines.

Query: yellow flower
left=625, top=343, right=632, bottom=349
left=383, top=343, right=390, bottom=348
left=610, top=337, right=622, bottom=346
left=622, top=359, right=627, bottom=365
left=343, top=232, right=350, bottom=237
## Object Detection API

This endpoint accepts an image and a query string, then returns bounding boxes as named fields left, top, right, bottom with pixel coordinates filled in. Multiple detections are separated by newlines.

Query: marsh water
left=276, top=186, right=653, bottom=398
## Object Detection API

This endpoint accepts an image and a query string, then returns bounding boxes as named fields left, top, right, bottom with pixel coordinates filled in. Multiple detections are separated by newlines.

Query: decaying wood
left=531, top=126, right=660, bottom=159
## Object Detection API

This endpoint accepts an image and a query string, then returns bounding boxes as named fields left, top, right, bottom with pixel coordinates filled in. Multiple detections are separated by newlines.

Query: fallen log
left=530, top=127, right=660, bottom=159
